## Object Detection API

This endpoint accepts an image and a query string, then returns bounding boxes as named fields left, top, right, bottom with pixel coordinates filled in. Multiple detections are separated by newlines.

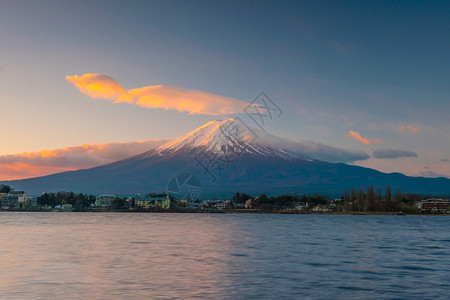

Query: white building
left=8, top=190, right=27, bottom=203
left=95, top=194, right=118, bottom=208
left=1, top=191, right=27, bottom=209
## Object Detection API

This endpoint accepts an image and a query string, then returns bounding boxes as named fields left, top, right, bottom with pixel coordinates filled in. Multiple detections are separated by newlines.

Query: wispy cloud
left=331, top=41, right=350, bottom=54
left=418, top=170, right=448, bottom=178
left=398, top=125, right=421, bottom=134
left=256, top=133, right=370, bottom=163
left=347, top=131, right=380, bottom=145
left=373, top=149, right=418, bottom=159
left=291, top=141, right=370, bottom=163
left=66, top=73, right=248, bottom=115
left=0, top=140, right=167, bottom=180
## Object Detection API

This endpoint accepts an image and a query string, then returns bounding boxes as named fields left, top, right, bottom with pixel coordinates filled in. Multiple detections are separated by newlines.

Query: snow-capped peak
left=155, top=119, right=251, bottom=153
left=152, top=119, right=300, bottom=160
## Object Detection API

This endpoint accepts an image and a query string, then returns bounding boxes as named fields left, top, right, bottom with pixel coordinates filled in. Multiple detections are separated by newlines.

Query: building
left=202, top=200, right=229, bottom=210
left=293, top=202, right=308, bottom=211
left=187, top=202, right=203, bottom=210
left=214, top=201, right=228, bottom=210
left=95, top=194, right=118, bottom=208
left=28, top=197, right=37, bottom=207
left=419, top=198, right=450, bottom=213
left=1, top=191, right=27, bottom=209
left=126, top=197, right=135, bottom=208
left=245, top=199, right=253, bottom=209
left=0, top=193, right=5, bottom=207
left=62, top=203, right=73, bottom=211
left=234, top=203, right=245, bottom=209
left=9, top=191, right=27, bottom=203
left=135, top=196, right=170, bottom=209
left=1, top=195, right=19, bottom=209
left=312, top=204, right=333, bottom=213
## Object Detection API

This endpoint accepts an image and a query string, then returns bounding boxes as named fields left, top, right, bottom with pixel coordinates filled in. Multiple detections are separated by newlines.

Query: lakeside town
left=1, top=184, right=449, bottom=214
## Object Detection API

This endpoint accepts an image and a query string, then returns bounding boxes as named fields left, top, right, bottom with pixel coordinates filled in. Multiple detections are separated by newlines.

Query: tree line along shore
left=1, top=184, right=449, bottom=214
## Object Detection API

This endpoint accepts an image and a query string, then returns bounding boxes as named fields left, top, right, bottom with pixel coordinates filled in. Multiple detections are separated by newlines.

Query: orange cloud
left=66, top=74, right=127, bottom=100
left=0, top=163, right=73, bottom=181
left=398, top=125, right=421, bottom=134
left=66, top=73, right=247, bottom=115
left=0, top=139, right=167, bottom=181
left=347, top=131, right=381, bottom=145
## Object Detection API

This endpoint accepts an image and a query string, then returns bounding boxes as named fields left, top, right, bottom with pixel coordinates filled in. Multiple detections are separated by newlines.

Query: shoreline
left=1, top=209, right=448, bottom=216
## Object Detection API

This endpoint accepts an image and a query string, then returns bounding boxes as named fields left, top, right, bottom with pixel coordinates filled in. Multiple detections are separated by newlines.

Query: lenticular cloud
left=66, top=73, right=247, bottom=115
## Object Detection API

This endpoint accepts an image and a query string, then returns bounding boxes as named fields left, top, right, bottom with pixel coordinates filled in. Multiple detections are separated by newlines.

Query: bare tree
left=386, top=185, right=392, bottom=211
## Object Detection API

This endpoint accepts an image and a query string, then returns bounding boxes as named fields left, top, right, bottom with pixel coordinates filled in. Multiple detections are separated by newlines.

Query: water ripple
left=0, top=213, right=449, bottom=299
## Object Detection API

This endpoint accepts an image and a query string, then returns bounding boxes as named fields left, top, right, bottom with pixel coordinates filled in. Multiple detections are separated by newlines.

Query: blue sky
left=1, top=0, right=449, bottom=179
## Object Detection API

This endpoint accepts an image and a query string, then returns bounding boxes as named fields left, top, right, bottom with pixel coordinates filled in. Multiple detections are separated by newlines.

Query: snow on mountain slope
left=150, top=119, right=301, bottom=160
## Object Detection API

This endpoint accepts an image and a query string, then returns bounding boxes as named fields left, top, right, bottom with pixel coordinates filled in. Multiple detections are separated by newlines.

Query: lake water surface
left=0, top=213, right=449, bottom=299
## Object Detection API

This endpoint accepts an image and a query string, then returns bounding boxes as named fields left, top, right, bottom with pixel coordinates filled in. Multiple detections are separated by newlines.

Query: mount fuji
left=3, top=119, right=450, bottom=198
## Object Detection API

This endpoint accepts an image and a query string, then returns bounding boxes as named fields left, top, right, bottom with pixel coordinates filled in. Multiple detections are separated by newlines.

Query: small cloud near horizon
left=373, top=149, right=418, bottom=159
left=347, top=131, right=380, bottom=145
left=398, top=125, right=421, bottom=134
left=66, top=73, right=248, bottom=115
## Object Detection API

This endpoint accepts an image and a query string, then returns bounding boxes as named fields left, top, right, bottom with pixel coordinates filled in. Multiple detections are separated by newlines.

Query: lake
left=0, top=213, right=449, bottom=299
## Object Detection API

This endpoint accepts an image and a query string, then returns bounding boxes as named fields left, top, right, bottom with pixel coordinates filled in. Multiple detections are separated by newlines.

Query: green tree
left=111, top=198, right=127, bottom=210
left=0, top=185, right=11, bottom=193
left=233, top=192, right=253, bottom=204
left=37, top=192, right=56, bottom=207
